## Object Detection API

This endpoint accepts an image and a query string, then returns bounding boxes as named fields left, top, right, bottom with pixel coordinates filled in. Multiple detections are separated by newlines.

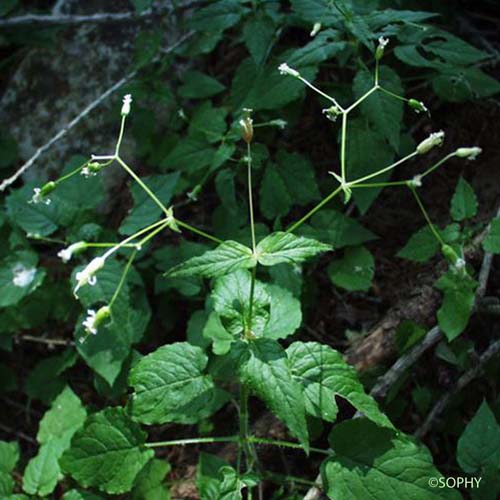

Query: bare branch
left=0, top=31, right=193, bottom=193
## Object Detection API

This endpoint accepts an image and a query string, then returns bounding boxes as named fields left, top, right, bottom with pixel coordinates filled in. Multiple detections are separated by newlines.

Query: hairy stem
left=145, top=436, right=239, bottom=448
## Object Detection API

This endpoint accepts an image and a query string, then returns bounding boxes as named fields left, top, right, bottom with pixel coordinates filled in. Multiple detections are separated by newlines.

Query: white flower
left=407, top=174, right=422, bottom=188
left=58, top=241, right=87, bottom=263
left=29, top=188, right=51, bottom=205
left=278, top=63, right=300, bottom=78
left=82, top=305, right=111, bottom=336
left=454, top=258, right=466, bottom=271
left=310, top=22, right=321, bottom=37
left=378, top=36, right=389, bottom=49
left=322, top=105, right=342, bottom=122
left=417, top=131, right=445, bottom=154
left=270, top=119, right=287, bottom=129
left=408, top=99, right=429, bottom=114
left=12, top=264, right=36, bottom=288
left=455, top=147, right=482, bottom=160
left=121, top=94, right=132, bottom=116
left=74, top=256, right=106, bottom=296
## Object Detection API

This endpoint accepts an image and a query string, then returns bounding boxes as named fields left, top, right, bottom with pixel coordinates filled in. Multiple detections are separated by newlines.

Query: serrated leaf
left=259, top=165, right=292, bottom=219
left=457, top=400, right=500, bottom=475
left=435, top=270, right=477, bottom=341
left=119, top=173, right=179, bottom=235
left=63, top=490, right=105, bottom=500
left=243, top=14, right=275, bottom=65
left=483, top=218, right=500, bottom=253
left=287, top=342, right=392, bottom=426
left=322, top=419, right=460, bottom=500
left=239, top=339, right=309, bottom=451
left=397, top=226, right=440, bottom=262
left=263, top=284, right=302, bottom=340
left=256, top=232, right=332, bottom=266
left=197, top=452, right=230, bottom=500
left=165, top=241, right=255, bottom=278
left=0, top=441, right=19, bottom=496
left=328, top=245, right=374, bottom=292
left=188, top=0, right=246, bottom=31
left=189, top=102, right=228, bottom=143
left=161, top=135, right=215, bottom=173
left=353, top=66, right=404, bottom=151
left=22, top=441, right=61, bottom=497
left=60, top=408, right=153, bottom=494
left=129, top=342, right=228, bottom=425
left=450, top=177, right=478, bottom=221
left=131, top=459, right=171, bottom=500
left=179, top=71, right=225, bottom=99
left=0, top=251, right=45, bottom=308
left=211, top=269, right=269, bottom=338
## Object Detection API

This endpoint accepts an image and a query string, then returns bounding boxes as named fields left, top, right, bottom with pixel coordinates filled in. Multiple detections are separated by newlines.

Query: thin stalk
left=175, top=219, right=223, bottom=244
left=286, top=186, right=342, bottom=234
left=379, top=86, right=408, bottom=102
left=409, top=186, right=445, bottom=245
left=340, top=112, right=347, bottom=180
left=350, top=151, right=419, bottom=186
left=247, top=437, right=331, bottom=456
left=55, top=159, right=90, bottom=184
left=345, top=85, right=379, bottom=113
left=375, top=59, right=380, bottom=86
left=115, top=115, right=126, bottom=156
left=145, top=436, right=239, bottom=448
left=247, top=142, right=257, bottom=253
left=247, top=266, right=257, bottom=335
left=116, top=156, right=169, bottom=215
left=86, top=242, right=140, bottom=249
left=239, top=384, right=252, bottom=472
left=421, top=152, right=456, bottom=178
left=109, top=249, right=137, bottom=308
left=298, top=75, right=344, bottom=111
left=351, top=180, right=408, bottom=189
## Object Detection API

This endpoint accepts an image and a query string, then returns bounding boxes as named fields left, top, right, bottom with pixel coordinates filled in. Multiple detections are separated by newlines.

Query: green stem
left=86, top=242, right=140, bottom=249
left=409, top=186, right=445, bottom=245
left=175, top=219, right=223, bottom=244
left=247, top=266, right=257, bottom=335
left=345, top=85, right=379, bottom=113
left=55, top=159, right=90, bottom=184
left=239, top=384, right=252, bottom=472
left=351, top=180, right=408, bottom=189
left=109, top=249, right=137, bottom=308
left=379, top=86, right=408, bottom=102
left=116, top=156, right=169, bottom=215
left=350, top=151, right=419, bottom=186
left=340, top=112, right=347, bottom=180
left=298, top=75, right=344, bottom=111
left=375, top=59, right=380, bottom=86
left=247, top=437, right=331, bottom=456
left=421, top=152, right=456, bottom=178
left=286, top=186, right=342, bottom=234
left=145, top=436, right=239, bottom=448
left=247, top=142, right=257, bottom=253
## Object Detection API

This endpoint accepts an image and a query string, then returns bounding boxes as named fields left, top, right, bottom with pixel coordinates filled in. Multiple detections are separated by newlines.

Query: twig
left=0, top=422, right=36, bottom=444
left=415, top=338, right=500, bottom=439
left=0, top=31, right=194, bottom=193
left=0, top=8, right=167, bottom=28
left=17, top=334, right=74, bottom=347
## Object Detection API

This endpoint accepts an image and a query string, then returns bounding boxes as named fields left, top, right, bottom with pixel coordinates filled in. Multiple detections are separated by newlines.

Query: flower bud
left=322, top=105, right=342, bottom=122
left=30, top=181, right=56, bottom=205
left=455, top=147, right=482, bottom=160
left=310, top=22, right=321, bottom=37
left=58, top=241, right=87, bottom=263
left=441, top=244, right=459, bottom=265
left=408, top=99, right=429, bottom=115
left=407, top=175, right=422, bottom=188
left=74, top=256, right=106, bottom=297
left=417, top=131, right=445, bottom=154
left=375, top=37, right=389, bottom=61
left=278, top=63, right=300, bottom=78
left=82, top=305, right=111, bottom=336
left=121, top=94, right=132, bottom=116
left=239, top=108, right=253, bottom=144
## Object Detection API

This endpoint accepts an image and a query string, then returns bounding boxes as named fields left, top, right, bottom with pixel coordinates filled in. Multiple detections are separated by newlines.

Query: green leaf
left=165, top=241, right=255, bottom=278
left=63, top=490, right=105, bottom=500
left=189, top=102, right=228, bottom=144
left=161, top=135, right=215, bottom=173
left=263, top=285, right=302, bottom=340
left=328, top=245, right=374, bottom=292
left=22, top=441, right=61, bottom=497
left=0, top=0, right=19, bottom=16
left=188, top=0, right=246, bottom=31
left=197, top=452, right=230, bottom=500
left=131, top=459, right=171, bottom=500
left=0, top=129, right=18, bottom=168
left=346, top=119, right=395, bottom=213
left=179, top=71, right=225, bottom=99
left=203, top=312, right=234, bottom=355
left=129, top=342, right=228, bottom=425
left=435, top=271, right=477, bottom=341
left=23, top=387, right=87, bottom=497
left=483, top=218, right=500, bottom=253
left=450, top=177, right=478, bottom=221
left=457, top=400, right=500, bottom=474
left=397, top=226, right=440, bottom=263
left=300, top=209, right=376, bottom=248
left=0, top=251, right=45, bottom=308
left=256, top=232, right=332, bottom=266
left=239, top=339, right=309, bottom=451
left=60, top=408, right=153, bottom=494
left=119, top=173, right=179, bottom=235
left=0, top=441, right=19, bottom=496
left=243, top=14, right=275, bottom=65
left=211, top=269, right=270, bottom=338
left=322, top=419, right=460, bottom=500
left=353, top=66, right=404, bottom=151
left=287, top=342, right=392, bottom=427
left=259, top=165, right=292, bottom=219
